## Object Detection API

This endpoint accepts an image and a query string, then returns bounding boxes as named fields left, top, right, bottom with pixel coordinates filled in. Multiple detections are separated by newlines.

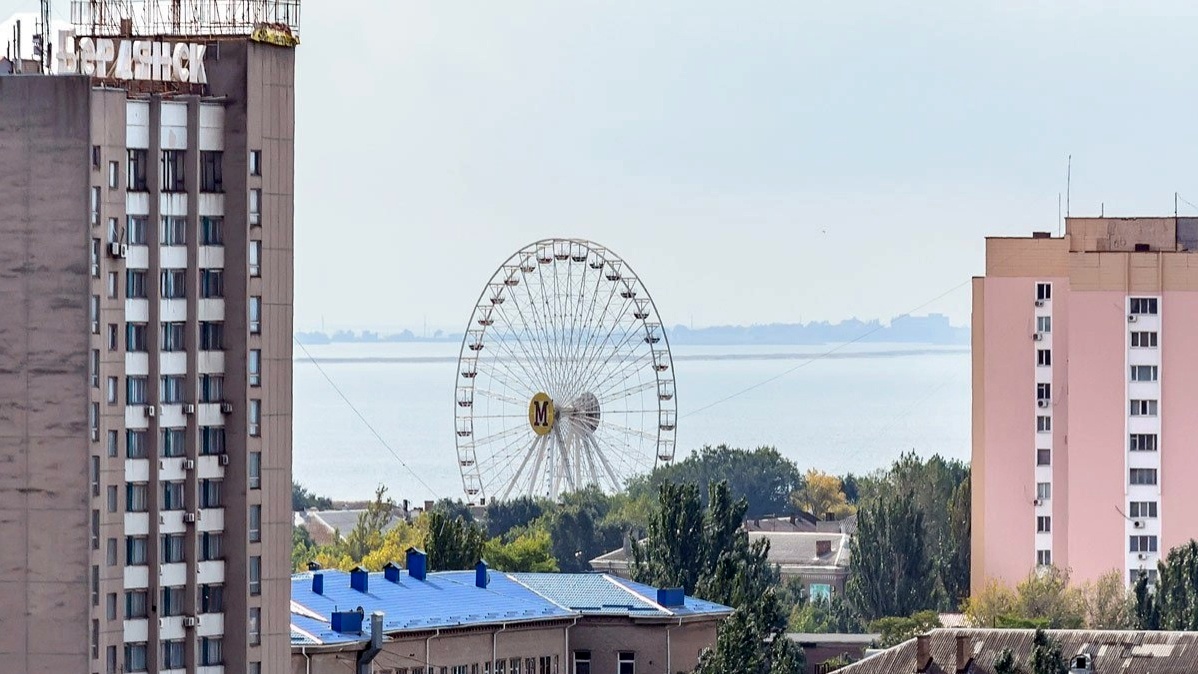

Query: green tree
left=787, top=595, right=863, bottom=634
left=1014, top=567, right=1084, bottom=629
left=341, top=485, right=397, bottom=562
left=1029, top=629, right=1066, bottom=674
left=1132, top=572, right=1159, bottom=630
left=628, top=445, right=802, bottom=519
left=993, top=648, right=1018, bottom=674
left=292, top=482, right=333, bottom=510
left=942, top=478, right=971, bottom=608
left=847, top=490, right=934, bottom=621
left=292, top=525, right=316, bottom=571
left=482, top=525, right=559, bottom=572
left=1080, top=570, right=1132, bottom=629
left=1154, top=540, right=1198, bottom=630
left=432, top=498, right=476, bottom=523
left=630, top=482, right=705, bottom=593
left=425, top=510, right=485, bottom=571
left=790, top=470, right=854, bottom=520
left=868, top=610, right=941, bottom=648
left=484, top=496, right=548, bottom=538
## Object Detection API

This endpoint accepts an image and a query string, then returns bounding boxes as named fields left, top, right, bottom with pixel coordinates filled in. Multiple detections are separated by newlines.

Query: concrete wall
left=570, top=619, right=717, bottom=674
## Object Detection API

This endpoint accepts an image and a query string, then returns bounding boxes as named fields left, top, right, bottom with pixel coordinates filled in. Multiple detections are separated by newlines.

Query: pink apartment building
left=972, top=216, right=1198, bottom=594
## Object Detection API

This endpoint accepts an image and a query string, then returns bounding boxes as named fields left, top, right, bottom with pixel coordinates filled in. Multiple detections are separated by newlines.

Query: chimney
left=311, top=572, right=324, bottom=594
left=383, top=561, right=402, bottom=583
left=475, top=560, right=489, bottom=588
left=406, top=547, right=427, bottom=581
left=916, top=634, right=932, bottom=672
left=307, top=561, right=322, bottom=571
left=955, top=635, right=971, bottom=672
left=816, top=540, right=832, bottom=557
left=424, top=500, right=434, bottom=512
left=350, top=566, right=369, bottom=593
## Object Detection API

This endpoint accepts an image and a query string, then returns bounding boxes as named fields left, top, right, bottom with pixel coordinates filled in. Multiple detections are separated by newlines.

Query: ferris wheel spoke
left=596, top=379, right=657, bottom=405
left=475, top=360, right=536, bottom=400
left=473, top=424, right=533, bottom=447
left=567, top=304, right=642, bottom=400
left=492, top=289, right=558, bottom=394
left=564, top=291, right=638, bottom=395
left=482, top=308, right=553, bottom=395
left=474, top=388, right=534, bottom=407
left=554, top=265, right=627, bottom=398
left=586, top=347, right=655, bottom=403
left=527, top=263, right=569, bottom=395
left=598, top=420, right=658, bottom=443
left=498, top=434, right=544, bottom=502
left=583, top=433, right=625, bottom=492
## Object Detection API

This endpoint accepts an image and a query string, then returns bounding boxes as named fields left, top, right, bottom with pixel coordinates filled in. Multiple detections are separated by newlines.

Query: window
left=1037, top=516, right=1051, bottom=533
left=510, top=659, right=521, bottom=674
left=106, top=592, right=117, bottom=620
left=91, top=186, right=101, bottom=225
left=1036, top=315, right=1051, bottom=333
left=161, top=150, right=186, bottom=192
left=201, top=479, right=223, bottom=508
left=107, top=271, right=118, bottom=298
left=572, top=651, right=591, bottom=674
left=106, top=538, right=117, bottom=566
left=1037, top=448, right=1051, bottom=466
left=1130, top=297, right=1158, bottom=315
left=497, top=660, right=507, bottom=674
left=1037, top=549, right=1052, bottom=566
left=200, top=321, right=224, bottom=350
left=91, top=238, right=101, bottom=276
left=249, top=504, right=261, bottom=542
left=200, top=374, right=224, bottom=403
left=125, top=270, right=147, bottom=299
left=200, top=532, right=224, bottom=561
left=200, top=583, right=224, bottom=613
left=1037, top=415, right=1051, bottom=433
left=1036, top=283, right=1051, bottom=301
left=106, top=376, right=118, bottom=404
left=126, top=430, right=148, bottom=459
left=200, top=216, right=224, bottom=245
left=126, top=483, right=148, bottom=512
left=1130, top=468, right=1158, bottom=485
left=125, top=642, right=148, bottom=672
left=1037, top=349, right=1051, bottom=367
left=1131, top=569, right=1160, bottom=585
left=1130, top=434, right=1158, bottom=452
left=127, top=215, right=148, bottom=244
left=249, top=555, right=261, bottom=595
left=618, top=652, right=635, bottom=674
left=92, top=617, right=99, bottom=658
left=159, top=585, right=185, bottom=617
left=92, top=510, right=100, bottom=549
left=1131, top=365, right=1158, bottom=382
left=1130, top=535, right=1158, bottom=553
left=108, top=323, right=118, bottom=351
left=249, top=188, right=262, bottom=225
left=249, top=295, right=262, bottom=334
left=108, top=160, right=119, bottom=188
left=92, top=145, right=101, bottom=169
left=249, top=149, right=262, bottom=176
left=1130, top=399, right=1158, bottom=416
left=200, top=268, right=224, bottom=298
left=126, top=536, right=148, bottom=566
left=90, top=295, right=100, bottom=334
left=160, top=321, right=185, bottom=351
left=90, top=402, right=100, bottom=441
left=160, top=375, right=185, bottom=404
left=162, top=481, right=185, bottom=510
left=1130, top=501, right=1158, bottom=518
left=107, top=429, right=118, bottom=457
left=249, top=607, right=261, bottom=645
left=200, top=150, right=223, bottom=192
left=161, top=640, right=185, bottom=669
left=161, top=269, right=186, bottom=299
left=1036, top=482, right=1051, bottom=501
left=249, top=239, right=262, bottom=276
left=1132, top=331, right=1158, bottom=348
left=249, top=452, right=261, bottom=489
left=201, top=426, right=226, bottom=455
left=90, top=349, right=100, bottom=387
left=91, top=456, right=101, bottom=495
left=160, top=427, right=185, bottom=457
left=127, top=149, right=148, bottom=191
left=1036, top=383, right=1051, bottom=401
left=107, top=645, right=117, bottom=674
left=249, top=399, right=262, bottom=437
left=126, top=322, right=148, bottom=352
left=200, top=637, right=223, bottom=666
left=125, top=590, right=148, bottom=618
left=249, top=349, right=261, bottom=387
left=160, top=216, right=186, bottom=245
left=107, top=485, right=118, bottom=512
left=126, top=376, right=148, bottom=405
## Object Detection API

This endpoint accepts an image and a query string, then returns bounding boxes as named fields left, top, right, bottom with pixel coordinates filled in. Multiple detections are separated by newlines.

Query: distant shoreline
left=293, top=347, right=969, bottom=365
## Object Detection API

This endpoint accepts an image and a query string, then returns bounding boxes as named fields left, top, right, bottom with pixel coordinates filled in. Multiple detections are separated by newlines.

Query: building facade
left=972, top=217, right=1198, bottom=592
left=0, top=23, right=296, bottom=674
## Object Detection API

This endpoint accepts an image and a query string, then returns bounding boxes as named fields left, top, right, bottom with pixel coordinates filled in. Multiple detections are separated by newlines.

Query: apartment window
left=1130, top=434, right=1158, bottom=452
left=249, top=149, right=262, bottom=176
left=1037, top=349, right=1051, bottom=367
left=249, top=452, right=261, bottom=489
left=1036, top=482, right=1051, bottom=501
left=161, top=427, right=185, bottom=457
left=200, top=374, right=224, bottom=403
left=127, top=215, right=148, bottom=244
left=125, top=642, right=148, bottom=673
left=108, top=323, right=118, bottom=351
left=161, top=269, right=186, bottom=299
left=107, top=485, right=118, bottom=512
left=1132, top=331, right=1158, bottom=348
left=618, top=652, right=635, bottom=674
left=107, top=271, right=118, bottom=298
left=200, top=479, right=223, bottom=508
left=200, top=150, right=224, bottom=192
left=108, top=216, right=119, bottom=243
left=106, top=376, right=118, bottom=404
left=1130, top=535, right=1159, bottom=553
left=200, top=268, right=224, bottom=298
left=106, top=592, right=117, bottom=621
left=160, top=375, right=185, bottom=404
left=1130, top=501, right=1158, bottom=518
left=89, top=349, right=100, bottom=388
left=126, top=323, right=148, bottom=352
left=573, top=651, right=590, bottom=674
left=1131, top=365, right=1158, bottom=382
left=249, top=239, right=262, bottom=276
left=90, top=295, right=100, bottom=334
left=90, top=402, right=100, bottom=441
left=1036, top=283, right=1051, bottom=301
left=497, top=660, right=507, bottom=674
left=127, top=149, right=148, bottom=191
left=162, top=481, right=185, bottom=511
left=249, top=349, right=261, bottom=387
left=161, top=640, right=185, bottom=669
left=200, top=584, right=224, bottom=613
left=126, top=483, right=148, bottom=512
left=91, top=510, right=100, bottom=549
left=1036, top=383, right=1051, bottom=401
left=1037, top=549, right=1052, bottom=566
left=126, top=536, right=148, bottom=566
left=1130, top=297, right=1159, bottom=315
left=1036, top=516, right=1051, bottom=533
left=249, top=607, right=261, bottom=645
left=106, top=538, right=117, bottom=566
left=160, top=533, right=186, bottom=566
left=92, top=617, right=99, bottom=658
left=1130, top=468, right=1158, bottom=485
left=200, top=216, right=224, bottom=245
left=249, top=295, right=262, bottom=334
left=126, top=270, right=147, bottom=299
left=90, top=456, right=101, bottom=495
left=91, top=186, right=101, bottom=225
left=201, top=426, right=226, bottom=455
left=108, top=160, right=119, bottom=188
left=161, top=150, right=186, bottom=192
left=1130, top=399, right=1158, bottom=417
left=201, top=532, right=224, bottom=561
left=126, top=430, right=148, bottom=459
left=1036, top=415, right=1051, bottom=433
left=159, top=586, right=185, bottom=619
left=510, top=659, right=521, bottom=674
left=200, top=321, right=224, bottom=350
left=249, top=188, right=262, bottom=225
left=1035, top=316, right=1051, bottom=334
left=91, top=238, right=101, bottom=276
left=107, top=645, right=117, bottom=674
left=160, top=321, right=185, bottom=351
left=125, top=590, right=148, bottom=618
left=160, top=216, right=186, bottom=245
left=107, top=429, right=118, bottom=457
left=126, top=376, right=148, bottom=405
left=201, top=637, right=224, bottom=666
left=1132, top=569, right=1160, bottom=585
left=249, top=399, right=262, bottom=437
left=249, top=555, right=261, bottom=595
left=92, top=145, right=101, bottom=169
left=1037, top=448, right=1051, bottom=466
left=249, top=504, right=261, bottom=542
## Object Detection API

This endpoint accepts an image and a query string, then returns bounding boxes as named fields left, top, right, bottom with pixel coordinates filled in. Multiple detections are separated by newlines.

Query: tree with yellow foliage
left=790, top=470, right=855, bottom=520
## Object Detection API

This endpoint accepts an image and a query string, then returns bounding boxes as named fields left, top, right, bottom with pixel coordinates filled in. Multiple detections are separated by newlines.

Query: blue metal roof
left=290, top=569, right=731, bottom=647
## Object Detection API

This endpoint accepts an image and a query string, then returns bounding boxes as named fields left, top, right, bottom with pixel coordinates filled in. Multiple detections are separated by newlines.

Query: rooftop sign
left=57, top=32, right=207, bottom=84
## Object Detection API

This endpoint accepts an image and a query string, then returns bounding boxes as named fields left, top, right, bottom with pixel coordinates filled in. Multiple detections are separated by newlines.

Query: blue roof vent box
left=331, top=608, right=364, bottom=634
left=383, top=561, right=403, bottom=583
left=476, top=560, right=490, bottom=588
left=311, top=572, right=324, bottom=595
left=350, top=566, right=369, bottom=593
left=657, top=587, right=685, bottom=608
left=406, top=547, right=428, bottom=581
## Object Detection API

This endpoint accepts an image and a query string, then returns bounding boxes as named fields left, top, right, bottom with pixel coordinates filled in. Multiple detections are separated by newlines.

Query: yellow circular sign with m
left=529, top=392, right=555, bottom=436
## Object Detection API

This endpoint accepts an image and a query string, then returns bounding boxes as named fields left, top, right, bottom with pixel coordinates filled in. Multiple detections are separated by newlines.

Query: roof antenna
left=1066, top=154, right=1072, bottom=218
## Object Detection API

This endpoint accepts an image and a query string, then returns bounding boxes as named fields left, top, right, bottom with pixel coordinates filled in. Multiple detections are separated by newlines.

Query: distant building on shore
left=973, top=217, right=1198, bottom=592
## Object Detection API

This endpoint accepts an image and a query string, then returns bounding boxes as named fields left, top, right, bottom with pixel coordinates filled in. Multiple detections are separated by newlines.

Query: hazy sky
left=9, top=1, right=1198, bottom=332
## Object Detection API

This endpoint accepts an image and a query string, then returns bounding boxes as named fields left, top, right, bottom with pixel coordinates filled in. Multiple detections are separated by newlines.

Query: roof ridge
left=503, top=572, right=577, bottom=614
left=603, top=575, right=673, bottom=616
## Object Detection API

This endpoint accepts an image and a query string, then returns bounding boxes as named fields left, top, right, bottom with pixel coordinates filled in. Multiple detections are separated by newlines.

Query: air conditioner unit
left=144, top=405, right=156, bottom=418
left=182, top=616, right=200, bottom=628
left=1138, top=552, right=1149, bottom=561
left=1035, top=299, right=1045, bottom=307
left=1033, top=333, right=1043, bottom=341
left=120, top=243, right=129, bottom=257
left=1134, top=520, right=1145, bottom=529
left=108, top=242, right=125, bottom=258
left=183, top=459, right=195, bottom=471
left=1128, top=315, right=1138, bottom=323
left=1033, top=498, right=1043, bottom=506
left=1037, top=399, right=1050, bottom=408
left=219, top=454, right=230, bottom=466
left=184, top=512, right=197, bottom=524
left=182, top=403, right=196, bottom=415
left=220, top=402, right=234, bottom=414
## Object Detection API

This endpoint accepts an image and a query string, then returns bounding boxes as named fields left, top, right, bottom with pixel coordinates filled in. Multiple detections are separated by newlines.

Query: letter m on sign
left=533, top=401, right=550, bottom=428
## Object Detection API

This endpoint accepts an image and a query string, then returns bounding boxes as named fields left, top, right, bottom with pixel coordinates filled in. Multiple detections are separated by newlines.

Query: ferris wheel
left=454, top=238, right=677, bottom=505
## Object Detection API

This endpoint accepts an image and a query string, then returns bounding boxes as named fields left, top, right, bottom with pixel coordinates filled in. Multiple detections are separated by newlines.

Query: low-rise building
left=785, top=633, right=879, bottom=674
left=290, top=549, right=732, bottom=674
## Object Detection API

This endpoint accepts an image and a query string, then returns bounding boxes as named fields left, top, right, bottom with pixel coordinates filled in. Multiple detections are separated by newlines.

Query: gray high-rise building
left=0, top=6, right=297, bottom=673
